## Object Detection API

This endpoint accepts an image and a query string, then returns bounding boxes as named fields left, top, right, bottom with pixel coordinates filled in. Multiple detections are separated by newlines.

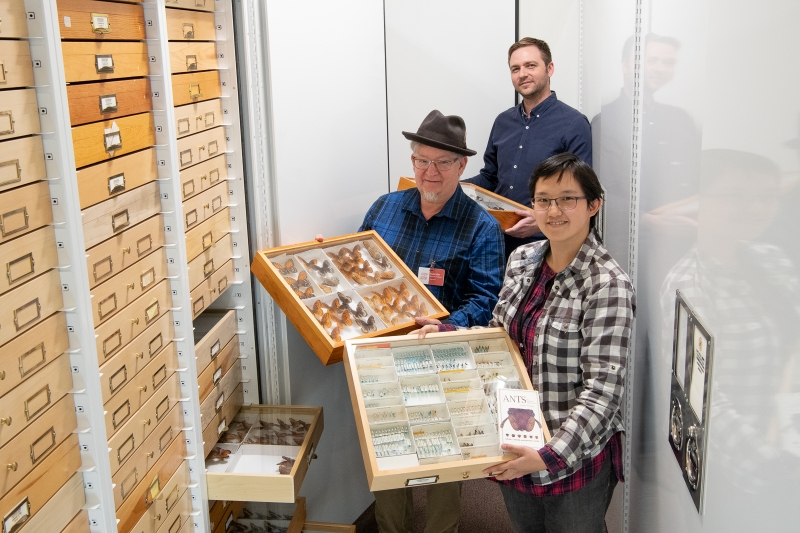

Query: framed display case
left=251, top=231, right=449, bottom=365
left=344, top=328, right=541, bottom=491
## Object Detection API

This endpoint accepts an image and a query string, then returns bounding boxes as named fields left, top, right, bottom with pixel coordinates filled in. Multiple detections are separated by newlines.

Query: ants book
left=497, top=389, right=547, bottom=450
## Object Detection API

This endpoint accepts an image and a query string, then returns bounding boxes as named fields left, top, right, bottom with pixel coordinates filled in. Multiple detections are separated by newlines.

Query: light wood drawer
left=62, top=41, right=149, bottom=83
left=158, top=489, right=191, bottom=533
left=199, top=360, right=240, bottom=429
left=100, top=312, right=173, bottom=402
left=82, top=180, right=161, bottom=248
left=197, top=335, right=238, bottom=403
left=176, top=126, right=226, bottom=171
left=104, top=342, right=177, bottom=438
left=0, top=312, right=67, bottom=398
left=25, top=473, right=86, bottom=533
left=190, top=258, right=233, bottom=319
left=165, top=8, right=215, bottom=41
left=172, top=70, right=221, bottom=107
left=0, top=181, right=53, bottom=245
left=178, top=517, right=194, bottom=533
left=213, top=502, right=244, bottom=533
left=193, top=309, right=236, bottom=374
left=0, top=40, right=34, bottom=89
left=72, top=111, right=156, bottom=169
left=77, top=147, right=158, bottom=209
left=94, top=278, right=171, bottom=360
left=302, top=522, right=356, bottom=533
left=91, top=244, right=167, bottom=327
left=57, top=0, right=145, bottom=41
left=0, top=225, right=57, bottom=297
left=202, top=383, right=243, bottom=457
left=0, top=437, right=81, bottom=533
left=63, top=510, right=90, bottom=533
left=169, top=42, right=217, bottom=73
left=182, top=179, right=228, bottom=232
left=187, top=232, right=231, bottom=291
left=179, top=153, right=226, bottom=201
left=0, top=1, right=29, bottom=38
left=208, top=500, right=229, bottom=533
left=86, top=213, right=164, bottom=288
left=174, top=98, right=222, bottom=139
left=185, top=207, right=229, bottom=262
left=149, top=461, right=191, bottom=533
left=0, top=136, right=46, bottom=194
left=0, top=393, right=76, bottom=499
left=0, top=88, right=41, bottom=142
left=0, top=269, right=63, bottom=348
left=163, top=0, right=214, bottom=13
left=67, top=78, right=152, bottom=127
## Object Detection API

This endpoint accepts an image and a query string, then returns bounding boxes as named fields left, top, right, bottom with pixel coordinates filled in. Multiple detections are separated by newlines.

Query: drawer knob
left=0, top=371, right=4, bottom=380
left=0, top=417, right=11, bottom=426
left=135, top=352, right=144, bottom=359
left=462, top=472, right=470, bottom=479
left=139, top=385, right=148, bottom=393
left=6, top=462, right=17, bottom=472
left=146, top=452, right=154, bottom=458
left=131, top=318, right=139, bottom=325
left=156, top=514, right=161, bottom=521
left=203, top=203, right=210, bottom=209
left=143, top=418, right=151, bottom=426
left=122, top=247, right=131, bottom=254
left=127, top=283, right=135, bottom=290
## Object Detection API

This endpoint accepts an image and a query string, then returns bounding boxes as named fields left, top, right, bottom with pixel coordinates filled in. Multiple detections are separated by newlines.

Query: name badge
left=418, top=267, right=445, bottom=287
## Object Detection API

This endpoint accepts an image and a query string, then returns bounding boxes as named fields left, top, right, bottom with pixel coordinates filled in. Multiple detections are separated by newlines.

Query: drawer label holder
left=95, top=54, right=115, bottom=73
left=91, top=13, right=111, bottom=34
left=99, top=94, right=118, bottom=114
left=3, top=497, right=30, bottom=533
left=108, top=172, right=126, bottom=195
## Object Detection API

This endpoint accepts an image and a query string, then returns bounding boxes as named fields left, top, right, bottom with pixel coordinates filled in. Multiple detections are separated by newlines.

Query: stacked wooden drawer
left=0, top=3, right=85, bottom=532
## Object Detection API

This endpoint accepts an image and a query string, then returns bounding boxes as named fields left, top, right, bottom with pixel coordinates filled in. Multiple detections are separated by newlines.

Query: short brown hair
left=508, top=37, right=552, bottom=65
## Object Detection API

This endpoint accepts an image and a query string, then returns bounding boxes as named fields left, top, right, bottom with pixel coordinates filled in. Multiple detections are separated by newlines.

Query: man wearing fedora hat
left=358, top=110, right=505, bottom=532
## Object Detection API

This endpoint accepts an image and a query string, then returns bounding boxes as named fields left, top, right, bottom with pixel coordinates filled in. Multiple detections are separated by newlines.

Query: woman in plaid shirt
left=418, top=153, right=635, bottom=533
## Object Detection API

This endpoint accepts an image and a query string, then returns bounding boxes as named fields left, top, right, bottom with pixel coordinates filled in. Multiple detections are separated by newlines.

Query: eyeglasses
left=412, top=157, right=459, bottom=171
left=531, top=196, right=587, bottom=211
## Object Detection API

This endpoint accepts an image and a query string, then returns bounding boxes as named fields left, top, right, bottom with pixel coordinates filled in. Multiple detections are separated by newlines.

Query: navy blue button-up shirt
left=359, top=187, right=504, bottom=327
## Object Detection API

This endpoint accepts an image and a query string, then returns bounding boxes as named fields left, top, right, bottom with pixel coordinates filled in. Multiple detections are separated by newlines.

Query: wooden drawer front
left=91, top=245, right=167, bottom=326
left=63, top=510, right=90, bottom=533
left=174, top=99, right=222, bottom=139
left=25, top=473, right=86, bottom=533
left=62, top=41, right=149, bottom=83
left=67, top=78, right=153, bottom=127
left=0, top=136, right=46, bottom=194
left=165, top=8, right=215, bottom=41
left=189, top=258, right=233, bottom=319
left=0, top=434, right=80, bottom=533
left=176, top=126, right=227, bottom=171
left=110, top=394, right=181, bottom=476
left=72, top=112, right=156, bottom=169
left=181, top=180, right=228, bottom=231
left=82, top=181, right=161, bottom=249
left=199, top=360, right=241, bottom=429
left=0, top=393, right=76, bottom=499
left=169, top=42, right=217, bottom=73
left=0, top=40, right=34, bottom=89
left=193, top=309, right=236, bottom=374
left=0, top=181, right=53, bottom=245
left=163, top=0, right=214, bottom=13
left=0, top=269, right=63, bottom=348
left=197, top=336, right=238, bottom=403
left=208, top=500, right=228, bottom=533
left=0, top=1, right=29, bottom=38
left=0, top=312, right=68, bottom=398
left=185, top=207, right=229, bottom=262
left=158, top=489, right=191, bottom=533
left=152, top=461, right=191, bottom=531
left=187, top=232, right=231, bottom=291
left=94, top=278, right=171, bottom=360
left=179, top=154, right=226, bottom=201
left=0, top=225, right=57, bottom=297
left=86, top=213, right=164, bottom=288
left=99, top=311, right=173, bottom=399
left=302, top=522, right=357, bottom=533
left=57, top=0, right=145, bottom=40
left=213, top=502, right=244, bottom=533
left=202, top=383, right=243, bottom=457
left=77, top=147, right=158, bottom=209
left=171, top=71, right=221, bottom=107
left=0, top=88, right=41, bottom=142
left=104, top=342, right=177, bottom=438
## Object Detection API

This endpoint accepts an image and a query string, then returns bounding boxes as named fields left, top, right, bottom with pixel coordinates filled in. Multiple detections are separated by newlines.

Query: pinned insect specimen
left=355, top=315, right=377, bottom=333
left=277, top=456, right=296, bottom=475
left=208, top=447, right=232, bottom=460
left=299, top=255, right=335, bottom=275
left=363, top=282, right=428, bottom=324
left=272, top=259, right=297, bottom=276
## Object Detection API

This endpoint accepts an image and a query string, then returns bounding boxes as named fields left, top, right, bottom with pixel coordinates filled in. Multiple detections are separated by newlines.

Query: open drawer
left=302, top=522, right=356, bottom=533
left=205, top=405, right=324, bottom=503
left=223, top=497, right=306, bottom=533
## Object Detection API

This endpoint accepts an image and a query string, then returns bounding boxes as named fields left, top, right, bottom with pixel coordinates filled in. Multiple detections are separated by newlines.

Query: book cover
left=497, top=389, right=546, bottom=450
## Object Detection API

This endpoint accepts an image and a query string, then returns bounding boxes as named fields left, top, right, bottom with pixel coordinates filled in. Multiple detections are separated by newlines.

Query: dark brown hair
left=508, top=37, right=552, bottom=65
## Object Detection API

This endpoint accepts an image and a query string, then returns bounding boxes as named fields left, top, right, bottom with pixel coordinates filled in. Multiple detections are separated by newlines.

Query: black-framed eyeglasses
left=531, top=196, right=587, bottom=211
left=412, top=157, right=459, bottom=171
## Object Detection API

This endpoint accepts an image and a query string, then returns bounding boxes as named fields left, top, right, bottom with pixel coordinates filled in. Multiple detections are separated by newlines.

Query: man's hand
left=409, top=317, right=441, bottom=339
left=482, top=443, right=547, bottom=480
left=504, top=209, right=540, bottom=238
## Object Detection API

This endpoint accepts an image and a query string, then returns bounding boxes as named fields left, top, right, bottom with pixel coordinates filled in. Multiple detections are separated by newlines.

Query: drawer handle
left=6, top=463, right=16, bottom=472
left=140, top=267, right=155, bottom=290
left=103, top=329, right=122, bottom=357
left=97, top=293, right=118, bottom=320
left=212, top=367, right=222, bottom=386
left=155, top=395, right=170, bottom=421
left=217, top=417, right=227, bottom=436
left=112, top=209, right=130, bottom=232
left=189, top=82, right=203, bottom=100
left=146, top=451, right=153, bottom=458
left=29, top=426, right=56, bottom=464
left=93, top=255, right=113, bottom=282
left=145, top=298, right=160, bottom=324
left=107, top=172, right=125, bottom=195
left=210, top=339, right=220, bottom=359
left=202, top=231, right=213, bottom=250
left=185, top=209, right=198, bottom=228
left=169, top=516, right=182, bottom=533
left=104, top=130, right=123, bottom=153
left=215, top=392, right=224, bottom=413
left=193, top=295, right=205, bottom=316
left=99, top=93, right=118, bottom=114
left=135, top=352, right=144, bottom=359
left=131, top=318, right=139, bottom=325
left=209, top=167, right=220, bottom=184
left=0, top=110, right=15, bottom=136
left=203, top=259, right=214, bottom=278
left=177, top=118, right=190, bottom=135
left=0, top=372, right=4, bottom=380
left=208, top=140, right=219, bottom=156
left=182, top=23, right=195, bottom=39
left=149, top=332, right=164, bottom=356
left=117, top=434, right=135, bottom=464
left=0, top=206, right=29, bottom=238
left=121, top=467, right=138, bottom=501
left=137, top=234, right=153, bottom=256
left=0, top=417, right=11, bottom=426
left=14, top=297, right=41, bottom=332
left=179, top=148, right=193, bottom=167
left=0, top=158, right=22, bottom=187
left=182, top=179, right=195, bottom=198
left=112, top=399, right=131, bottom=429
left=91, top=13, right=111, bottom=34
left=205, top=111, right=215, bottom=127
left=19, top=342, right=47, bottom=378
left=165, top=484, right=180, bottom=512
left=138, top=385, right=147, bottom=393
left=152, top=364, right=167, bottom=389
left=0, top=60, right=6, bottom=85
left=4, top=497, right=30, bottom=532
left=159, top=426, right=173, bottom=452
left=7, top=252, right=35, bottom=285
left=211, top=195, right=222, bottom=212
left=185, top=55, right=198, bottom=71
left=24, top=384, right=51, bottom=421
left=109, top=365, right=128, bottom=394
left=95, top=54, right=115, bottom=73
left=126, top=282, right=134, bottom=290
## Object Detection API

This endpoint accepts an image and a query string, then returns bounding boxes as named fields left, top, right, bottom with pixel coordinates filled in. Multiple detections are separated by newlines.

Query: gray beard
left=421, top=191, right=440, bottom=203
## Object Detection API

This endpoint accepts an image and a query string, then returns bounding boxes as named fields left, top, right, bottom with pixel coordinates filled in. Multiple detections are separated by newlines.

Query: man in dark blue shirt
left=464, top=37, right=592, bottom=257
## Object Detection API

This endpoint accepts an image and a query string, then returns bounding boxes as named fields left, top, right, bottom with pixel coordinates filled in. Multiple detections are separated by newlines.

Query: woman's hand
left=482, top=444, right=547, bottom=480
left=409, top=317, right=441, bottom=339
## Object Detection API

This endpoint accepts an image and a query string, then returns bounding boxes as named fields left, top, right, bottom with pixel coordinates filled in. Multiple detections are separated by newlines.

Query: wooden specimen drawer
left=185, top=207, right=230, bottom=262
left=172, top=70, right=221, bottom=107
left=199, top=360, right=241, bottom=430
left=77, top=147, right=158, bottom=209
left=205, top=405, right=324, bottom=503
left=86, top=213, right=164, bottom=288
left=100, top=312, right=173, bottom=402
left=67, top=78, right=153, bottom=127
left=187, top=232, right=231, bottom=291
left=176, top=126, right=227, bottom=170
left=169, top=42, right=217, bottom=73
left=151, top=461, right=191, bottom=533
left=303, top=522, right=356, bottom=533
left=0, top=225, right=57, bottom=297
left=159, top=489, right=192, bottom=533
left=57, top=0, right=145, bottom=41
left=110, top=393, right=181, bottom=476
left=0, top=88, right=41, bottom=142
left=0, top=434, right=80, bottom=533
left=62, top=41, right=149, bottom=83
left=182, top=180, right=228, bottom=232
left=202, top=383, right=243, bottom=458
left=197, top=336, right=238, bottom=403
left=0, top=180, right=53, bottom=245
left=22, top=473, right=85, bottom=533
left=0, top=312, right=67, bottom=398
left=163, top=0, right=214, bottom=13
left=0, top=269, right=63, bottom=348
left=190, top=258, right=234, bottom=318
left=0, top=40, right=34, bottom=89
left=128, top=467, right=189, bottom=533
left=0, top=1, right=29, bottom=38
left=63, top=510, right=91, bottom=533
left=228, top=499, right=306, bottom=533
left=0, top=393, right=77, bottom=498
left=82, top=180, right=161, bottom=248
left=213, top=502, right=244, bottom=533
left=165, top=8, right=215, bottom=41
left=0, top=136, right=46, bottom=194
left=94, top=278, right=171, bottom=360
left=193, top=309, right=236, bottom=374
left=180, top=154, right=226, bottom=201
left=71, top=111, right=156, bottom=169
left=174, top=98, right=223, bottom=139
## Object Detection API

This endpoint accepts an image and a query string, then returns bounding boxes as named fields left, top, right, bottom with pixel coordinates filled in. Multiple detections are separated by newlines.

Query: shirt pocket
left=543, top=316, right=583, bottom=375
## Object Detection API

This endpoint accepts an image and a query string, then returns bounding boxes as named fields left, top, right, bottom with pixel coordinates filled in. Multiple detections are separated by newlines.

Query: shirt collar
left=402, top=185, right=466, bottom=221
left=518, top=91, right=559, bottom=119
left=565, top=232, right=602, bottom=276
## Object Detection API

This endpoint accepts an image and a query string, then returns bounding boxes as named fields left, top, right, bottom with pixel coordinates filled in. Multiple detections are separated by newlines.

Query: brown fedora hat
left=402, top=110, right=477, bottom=157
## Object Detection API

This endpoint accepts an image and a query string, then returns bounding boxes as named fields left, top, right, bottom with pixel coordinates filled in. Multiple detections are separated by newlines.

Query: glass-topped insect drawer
left=205, top=405, right=324, bottom=502
left=251, top=231, right=449, bottom=365
left=344, top=328, right=534, bottom=491
left=224, top=497, right=306, bottom=533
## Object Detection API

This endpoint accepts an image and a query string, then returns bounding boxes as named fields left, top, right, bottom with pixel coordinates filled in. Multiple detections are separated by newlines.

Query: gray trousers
left=374, top=482, right=462, bottom=533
